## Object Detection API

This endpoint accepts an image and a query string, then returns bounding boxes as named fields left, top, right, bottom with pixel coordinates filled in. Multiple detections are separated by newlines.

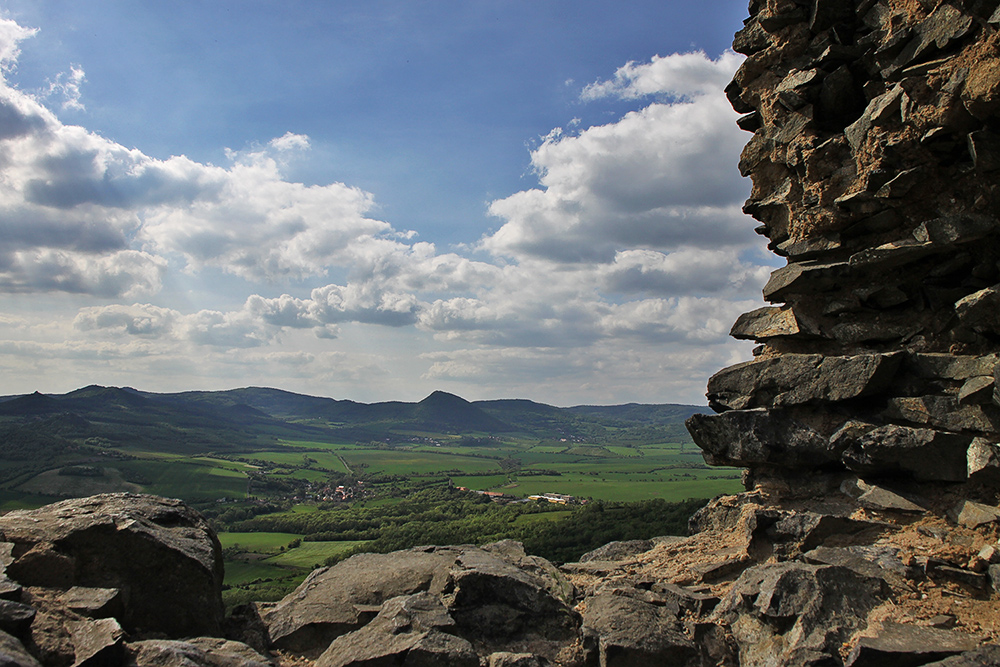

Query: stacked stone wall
left=689, top=0, right=1000, bottom=492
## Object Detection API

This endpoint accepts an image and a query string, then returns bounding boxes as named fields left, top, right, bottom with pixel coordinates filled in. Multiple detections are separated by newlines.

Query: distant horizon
left=0, top=3, right=772, bottom=406
left=0, top=383, right=709, bottom=410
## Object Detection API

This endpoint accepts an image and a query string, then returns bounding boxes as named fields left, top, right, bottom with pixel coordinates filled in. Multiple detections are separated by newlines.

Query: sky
left=0, top=1, right=776, bottom=406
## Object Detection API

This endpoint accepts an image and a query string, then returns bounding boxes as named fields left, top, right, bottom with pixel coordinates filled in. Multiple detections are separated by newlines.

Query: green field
left=220, top=532, right=303, bottom=551
left=267, top=541, right=368, bottom=568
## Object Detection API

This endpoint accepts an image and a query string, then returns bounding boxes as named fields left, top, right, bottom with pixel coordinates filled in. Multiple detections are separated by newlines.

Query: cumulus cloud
left=0, top=23, right=767, bottom=404
left=482, top=51, right=752, bottom=264
left=581, top=50, right=743, bottom=101
left=0, top=19, right=399, bottom=294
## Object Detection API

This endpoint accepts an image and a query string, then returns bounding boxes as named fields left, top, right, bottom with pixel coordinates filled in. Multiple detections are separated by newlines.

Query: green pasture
left=267, top=541, right=368, bottom=567
left=219, top=532, right=303, bottom=551
left=278, top=439, right=352, bottom=450
left=449, top=474, right=509, bottom=490
left=605, top=446, right=642, bottom=457
left=114, top=459, right=247, bottom=501
left=506, top=474, right=742, bottom=502
left=513, top=511, right=574, bottom=525
left=340, top=449, right=502, bottom=475
left=241, top=451, right=347, bottom=471
left=223, top=561, right=293, bottom=585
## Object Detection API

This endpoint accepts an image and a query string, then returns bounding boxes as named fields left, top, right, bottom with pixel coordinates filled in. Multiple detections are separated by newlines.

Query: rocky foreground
left=0, top=488, right=999, bottom=666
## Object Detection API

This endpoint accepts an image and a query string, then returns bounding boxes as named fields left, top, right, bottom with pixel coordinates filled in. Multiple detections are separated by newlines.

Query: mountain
left=0, top=385, right=706, bottom=453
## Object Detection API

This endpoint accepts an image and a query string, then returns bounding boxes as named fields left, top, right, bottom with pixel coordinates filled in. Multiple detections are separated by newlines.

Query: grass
left=513, top=510, right=574, bottom=525
left=267, top=541, right=369, bottom=567
left=223, top=561, right=294, bottom=585
left=219, top=532, right=303, bottom=551
left=339, top=449, right=502, bottom=475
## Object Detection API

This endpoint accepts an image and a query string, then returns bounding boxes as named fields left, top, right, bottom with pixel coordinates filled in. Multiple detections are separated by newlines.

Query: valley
left=0, top=384, right=740, bottom=607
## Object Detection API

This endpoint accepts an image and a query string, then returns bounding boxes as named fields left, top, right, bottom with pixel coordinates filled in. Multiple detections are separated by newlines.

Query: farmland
left=0, top=385, right=741, bottom=606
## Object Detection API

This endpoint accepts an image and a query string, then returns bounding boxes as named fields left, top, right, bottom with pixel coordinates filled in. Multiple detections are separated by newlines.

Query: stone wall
left=689, top=0, right=1000, bottom=493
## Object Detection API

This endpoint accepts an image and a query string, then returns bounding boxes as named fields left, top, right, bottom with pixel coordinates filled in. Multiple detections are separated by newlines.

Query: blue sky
left=0, top=1, right=774, bottom=406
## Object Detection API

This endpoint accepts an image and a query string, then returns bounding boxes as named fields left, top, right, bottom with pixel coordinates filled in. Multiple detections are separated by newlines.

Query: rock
left=57, top=587, right=122, bottom=620
left=443, top=545, right=579, bottom=651
left=262, top=548, right=456, bottom=653
left=650, top=583, right=719, bottom=616
left=841, top=425, right=970, bottom=482
left=125, top=638, right=274, bottom=667
left=222, top=603, right=270, bottom=656
left=716, top=563, right=888, bottom=667
left=927, top=565, right=987, bottom=591
left=0, top=578, right=21, bottom=603
left=0, top=600, right=35, bottom=638
left=0, top=493, right=224, bottom=638
left=730, top=307, right=803, bottom=340
left=705, top=353, right=900, bottom=411
left=265, top=544, right=576, bottom=659
left=989, top=564, right=1000, bottom=594
left=913, top=215, right=998, bottom=246
left=0, top=629, right=40, bottom=667
left=956, top=286, right=1000, bottom=333
left=315, top=593, right=478, bottom=667
left=841, top=479, right=926, bottom=513
left=687, top=409, right=836, bottom=469
left=580, top=592, right=698, bottom=667
left=967, top=438, right=1000, bottom=481
left=762, top=261, right=850, bottom=302
left=847, top=622, right=979, bottom=666
left=967, top=131, right=1000, bottom=172
left=958, top=376, right=994, bottom=405
left=69, top=617, right=124, bottom=667
left=579, top=540, right=653, bottom=563
left=802, top=547, right=888, bottom=582
left=487, top=652, right=547, bottom=667
left=950, top=500, right=1000, bottom=529
left=922, top=645, right=1000, bottom=666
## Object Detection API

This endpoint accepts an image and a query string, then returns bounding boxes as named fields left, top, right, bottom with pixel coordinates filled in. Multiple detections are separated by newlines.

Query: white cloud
left=483, top=51, right=753, bottom=264
left=581, top=50, right=743, bottom=101
left=0, top=19, right=37, bottom=72
left=0, top=25, right=767, bottom=404
left=45, top=65, right=86, bottom=111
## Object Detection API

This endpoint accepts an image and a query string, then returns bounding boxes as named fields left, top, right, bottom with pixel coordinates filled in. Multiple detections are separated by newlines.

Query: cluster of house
left=304, top=481, right=366, bottom=502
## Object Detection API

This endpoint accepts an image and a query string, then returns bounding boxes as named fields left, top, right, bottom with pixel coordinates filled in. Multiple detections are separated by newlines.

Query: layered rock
left=678, top=0, right=1000, bottom=664
left=691, top=0, right=1000, bottom=487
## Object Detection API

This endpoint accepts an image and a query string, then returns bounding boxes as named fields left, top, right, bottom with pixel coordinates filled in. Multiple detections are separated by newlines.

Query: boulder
left=125, top=638, right=274, bottom=667
left=580, top=592, right=698, bottom=667
left=262, top=548, right=457, bottom=654
left=0, top=629, right=40, bottom=667
left=0, top=494, right=224, bottom=638
left=442, top=545, right=579, bottom=652
left=715, top=563, right=888, bottom=667
left=846, top=622, right=979, bottom=666
left=315, top=593, right=477, bottom=667
left=264, top=543, right=577, bottom=659
left=578, top=540, right=653, bottom=563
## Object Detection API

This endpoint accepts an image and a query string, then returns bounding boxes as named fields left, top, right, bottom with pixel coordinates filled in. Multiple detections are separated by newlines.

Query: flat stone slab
left=847, top=623, right=979, bottom=666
